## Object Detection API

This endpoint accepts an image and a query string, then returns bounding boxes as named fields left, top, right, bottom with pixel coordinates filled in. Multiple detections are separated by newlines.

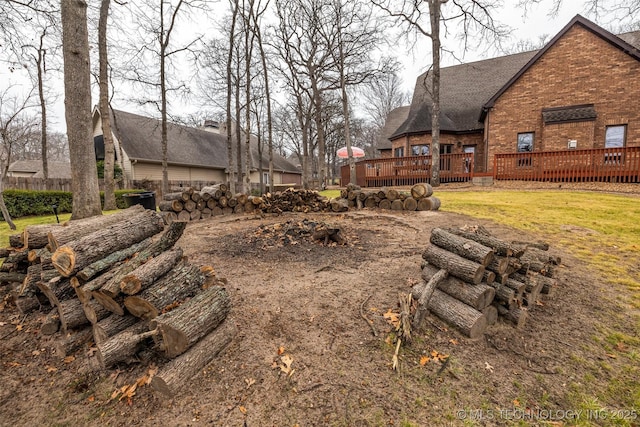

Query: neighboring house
left=91, top=108, right=301, bottom=188
left=385, top=15, right=640, bottom=174
left=377, top=106, right=410, bottom=158
left=7, top=160, right=72, bottom=179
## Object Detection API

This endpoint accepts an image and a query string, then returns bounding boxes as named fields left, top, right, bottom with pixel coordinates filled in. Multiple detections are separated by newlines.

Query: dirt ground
left=1, top=199, right=638, bottom=426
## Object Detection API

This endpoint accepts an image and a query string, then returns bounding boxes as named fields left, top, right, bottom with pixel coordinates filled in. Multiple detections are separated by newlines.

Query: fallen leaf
left=16, top=324, right=23, bottom=331
left=383, top=309, right=401, bottom=329
left=513, top=398, right=520, bottom=406
left=615, top=342, right=628, bottom=352
left=277, top=346, right=285, bottom=355
left=245, top=378, right=255, bottom=389
left=46, top=366, right=57, bottom=373
left=419, top=355, right=429, bottom=366
left=63, top=355, right=75, bottom=364
left=449, top=339, right=458, bottom=346
left=0, top=322, right=7, bottom=326
left=87, top=395, right=95, bottom=402
left=606, top=353, right=617, bottom=359
left=239, top=406, right=247, bottom=414
left=485, top=362, right=494, bottom=373
left=279, top=354, right=295, bottom=377
left=6, top=361, right=22, bottom=367
left=32, top=350, right=41, bottom=357
left=384, top=334, right=393, bottom=345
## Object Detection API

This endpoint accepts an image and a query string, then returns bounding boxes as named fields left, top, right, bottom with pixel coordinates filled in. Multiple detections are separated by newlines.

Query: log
left=58, top=298, right=90, bottom=332
left=536, top=274, right=557, bottom=296
left=420, top=264, right=496, bottom=310
left=483, top=270, right=496, bottom=285
left=0, top=271, right=27, bottom=284
left=46, top=205, right=146, bottom=251
left=82, top=221, right=187, bottom=297
left=201, top=208, right=212, bottom=219
left=482, top=305, right=498, bottom=326
left=511, top=271, right=544, bottom=305
left=15, top=295, right=43, bottom=315
left=390, top=199, right=404, bottom=210
left=486, top=282, right=517, bottom=307
left=55, top=327, right=93, bottom=357
left=429, top=289, right=487, bottom=339
left=311, top=225, right=345, bottom=245
left=183, top=199, right=196, bottom=212
left=19, top=264, right=42, bottom=296
left=41, top=308, right=60, bottom=335
left=403, top=197, right=418, bottom=211
left=189, top=209, right=201, bottom=220
left=446, top=228, right=515, bottom=257
left=503, top=278, right=526, bottom=300
left=422, top=244, right=485, bottom=285
left=212, top=206, right=223, bottom=216
left=227, top=197, right=237, bottom=208
left=190, top=192, right=201, bottom=203
left=330, top=198, right=349, bottom=212
left=97, top=323, right=156, bottom=368
left=496, top=304, right=528, bottom=329
left=200, top=191, right=211, bottom=201
left=196, top=199, right=206, bottom=211
left=120, top=248, right=184, bottom=295
left=235, top=193, right=248, bottom=205
left=51, top=209, right=165, bottom=277
left=82, top=299, right=111, bottom=325
left=150, top=286, right=231, bottom=358
left=160, top=211, right=178, bottom=225
left=364, top=196, right=377, bottom=208
left=413, top=269, right=448, bottom=328
left=218, top=196, right=228, bottom=208
left=417, top=196, right=440, bottom=211
left=486, top=255, right=510, bottom=275
left=164, top=191, right=188, bottom=202
left=151, top=319, right=237, bottom=398
left=383, top=187, right=399, bottom=201
left=233, top=204, right=244, bottom=215
left=91, top=291, right=125, bottom=316
left=36, top=277, right=75, bottom=308
left=93, top=314, right=139, bottom=344
left=177, top=210, right=191, bottom=221
left=159, top=200, right=183, bottom=212
left=206, top=199, right=218, bottom=210
left=430, top=227, right=495, bottom=266
left=124, top=263, right=205, bottom=320
left=76, top=237, right=153, bottom=281
left=410, top=182, right=433, bottom=199
left=378, top=199, right=391, bottom=209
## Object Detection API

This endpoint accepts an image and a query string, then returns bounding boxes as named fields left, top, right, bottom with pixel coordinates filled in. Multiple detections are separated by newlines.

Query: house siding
left=132, top=163, right=225, bottom=182
left=389, top=133, right=484, bottom=171
left=486, top=24, right=640, bottom=171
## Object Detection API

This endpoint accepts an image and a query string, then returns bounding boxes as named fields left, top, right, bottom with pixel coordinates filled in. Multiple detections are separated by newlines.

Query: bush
left=1, top=189, right=143, bottom=220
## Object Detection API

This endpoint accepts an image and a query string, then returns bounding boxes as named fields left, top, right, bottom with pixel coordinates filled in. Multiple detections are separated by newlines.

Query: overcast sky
left=0, top=0, right=633, bottom=134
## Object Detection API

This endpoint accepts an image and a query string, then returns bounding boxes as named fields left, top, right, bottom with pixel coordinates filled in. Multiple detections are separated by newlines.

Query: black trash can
left=123, top=191, right=156, bottom=210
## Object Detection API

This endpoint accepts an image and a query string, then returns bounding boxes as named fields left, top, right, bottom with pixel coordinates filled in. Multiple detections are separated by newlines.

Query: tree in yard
left=372, top=0, right=509, bottom=186
left=61, top=0, right=102, bottom=219
left=360, top=71, right=409, bottom=127
left=98, top=0, right=117, bottom=210
left=0, top=87, right=38, bottom=229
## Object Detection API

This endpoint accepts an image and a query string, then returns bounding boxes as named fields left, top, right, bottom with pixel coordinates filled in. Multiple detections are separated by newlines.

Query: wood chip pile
left=412, top=225, right=560, bottom=338
left=0, top=206, right=235, bottom=398
left=334, top=182, right=441, bottom=212
left=159, top=184, right=332, bottom=222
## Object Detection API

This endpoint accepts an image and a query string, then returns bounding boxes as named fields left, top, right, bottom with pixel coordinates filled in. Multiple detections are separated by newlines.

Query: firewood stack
left=159, top=184, right=331, bottom=222
left=338, top=182, right=441, bottom=211
left=412, top=225, right=560, bottom=338
left=1, top=206, right=235, bottom=398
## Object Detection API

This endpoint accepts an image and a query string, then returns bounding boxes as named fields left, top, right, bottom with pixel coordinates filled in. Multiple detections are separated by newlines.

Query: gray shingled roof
left=8, top=160, right=72, bottom=179
left=391, top=50, right=537, bottom=138
left=377, top=106, right=410, bottom=150
left=111, top=109, right=300, bottom=174
left=392, top=15, right=640, bottom=140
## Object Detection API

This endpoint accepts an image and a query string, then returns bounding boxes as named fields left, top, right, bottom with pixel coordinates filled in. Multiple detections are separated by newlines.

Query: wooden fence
left=494, top=146, right=640, bottom=183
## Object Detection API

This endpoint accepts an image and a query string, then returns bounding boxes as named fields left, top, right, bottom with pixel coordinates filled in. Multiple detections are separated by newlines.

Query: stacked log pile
left=412, top=226, right=560, bottom=337
left=159, top=184, right=331, bottom=222
left=1, top=207, right=235, bottom=398
left=337, top=182, right=441, bottom=212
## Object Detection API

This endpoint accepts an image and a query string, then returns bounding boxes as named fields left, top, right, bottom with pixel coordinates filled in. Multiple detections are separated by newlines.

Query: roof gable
left=482, top=15, right=640, bottom=114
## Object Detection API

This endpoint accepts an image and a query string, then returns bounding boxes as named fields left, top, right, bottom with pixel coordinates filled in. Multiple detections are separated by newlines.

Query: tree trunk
left=422, top=244, right=485, bottom=284
left=151, top=319, right=236, bottom=398
left=430, top=227, right=494, bottom=266
left=124, top=263, right=205, bottom=320
left=61, top=0, right=102, bottom=219
left=76, top=237, right=153, bottom=281
left=150, top=286, right=231, bottom=358
left=97, top=322, right=155, bottom=368
left=413, top=268, right=448, bottom=328
left=51, top=210, right=164, bottom=277
left=120, top=248, right=183, bottom=295
left=420, top=264, right=495, bottom=311
left=93, top=313, right=139, bottom=345
left=428, top=289, right=487, bottom=339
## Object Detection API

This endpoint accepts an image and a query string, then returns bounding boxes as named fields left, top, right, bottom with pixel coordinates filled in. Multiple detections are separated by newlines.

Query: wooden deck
left=341, top=147, right=640, bottom=187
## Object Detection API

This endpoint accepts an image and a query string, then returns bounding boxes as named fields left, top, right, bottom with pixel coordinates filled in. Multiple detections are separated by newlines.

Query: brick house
left=384, top=15, right=640, bottom=175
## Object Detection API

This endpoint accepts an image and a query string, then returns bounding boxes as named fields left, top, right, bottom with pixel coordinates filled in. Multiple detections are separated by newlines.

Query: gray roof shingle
left=377, top=106, right=410, bottom=149
left=111, top=109, right=300, bottom=174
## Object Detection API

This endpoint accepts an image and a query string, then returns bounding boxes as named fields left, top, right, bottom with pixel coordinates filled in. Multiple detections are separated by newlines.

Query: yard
left=0, top=182, right=639, bottom=426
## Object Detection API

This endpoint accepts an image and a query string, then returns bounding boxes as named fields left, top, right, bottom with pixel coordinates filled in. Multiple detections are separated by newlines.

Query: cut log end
left=51, top=246, right=76, bottom=277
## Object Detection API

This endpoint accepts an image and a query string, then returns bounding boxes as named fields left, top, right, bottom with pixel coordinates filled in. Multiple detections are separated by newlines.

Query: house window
left=440, top=145, right=452, bottom=155
left=604, top=125, right=625, bottom=164
left=412, top=145, right=429, bottom=156
left=263, top=172, right=270, bottom=185
left=517, top=132, right=534, bottom=167
left=394, top=147, right=404, bottom=157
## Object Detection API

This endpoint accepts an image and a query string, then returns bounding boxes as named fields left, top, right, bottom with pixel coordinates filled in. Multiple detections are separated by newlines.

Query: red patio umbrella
left=336, top=146, right=365, bottom=159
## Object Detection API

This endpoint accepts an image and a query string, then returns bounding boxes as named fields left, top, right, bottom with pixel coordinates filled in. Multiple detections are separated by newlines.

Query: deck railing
left=494, top=146, right=640, bottom=183
left=341, top=153, right=474, bottom=187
